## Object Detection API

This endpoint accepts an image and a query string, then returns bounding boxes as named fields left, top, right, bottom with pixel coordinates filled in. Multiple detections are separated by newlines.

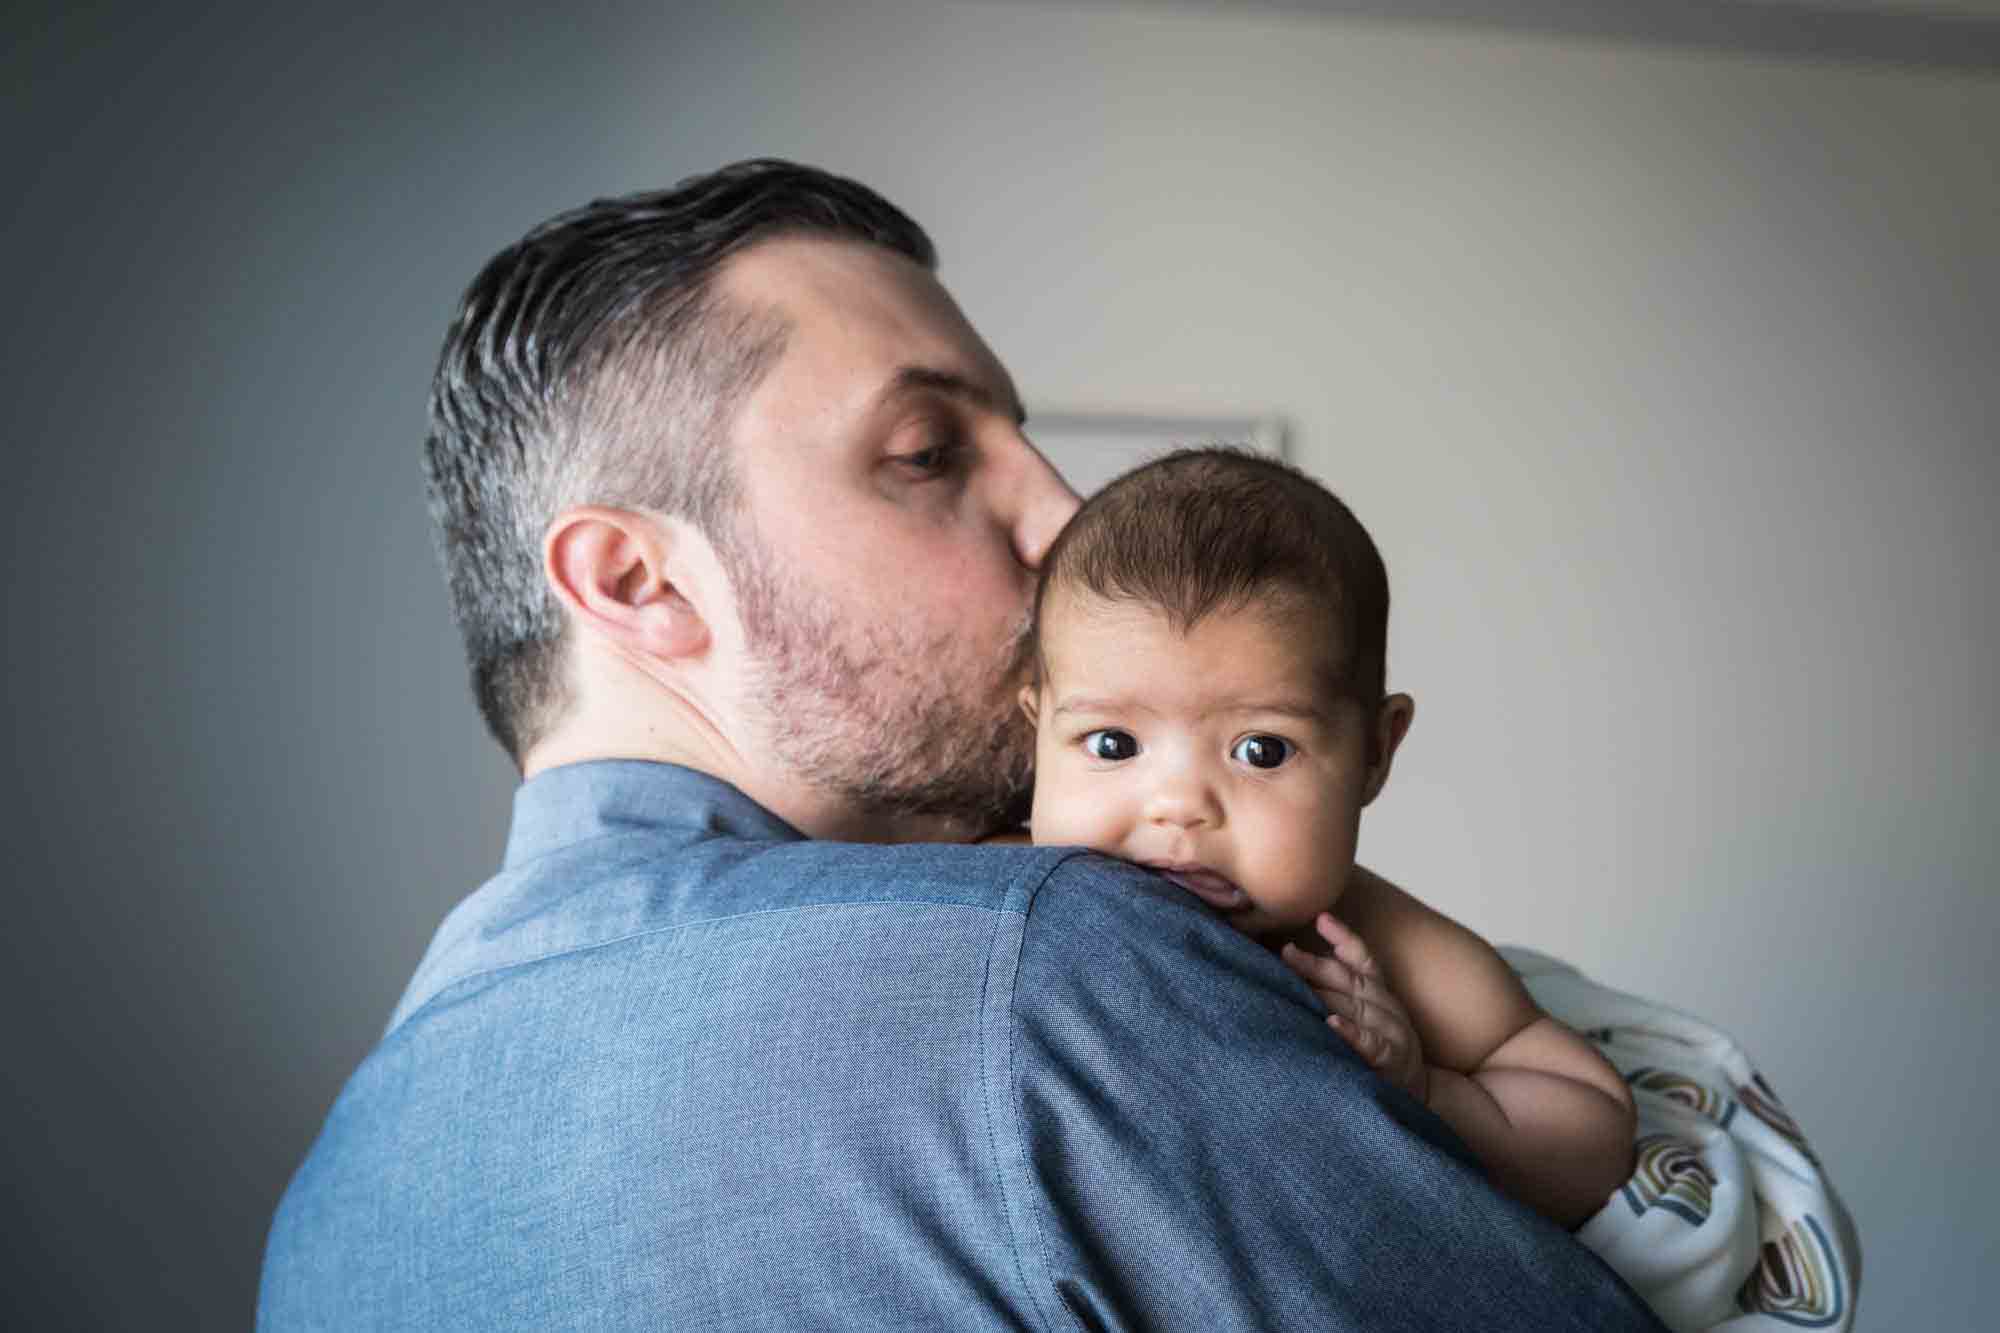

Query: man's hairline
left=546, top=225, right=982, bottom=656
left=712, top=225, right=1028, bottom=423
left=561, top=224, right=1038, bottom=653
left=527, top=269, right=797, bottom=748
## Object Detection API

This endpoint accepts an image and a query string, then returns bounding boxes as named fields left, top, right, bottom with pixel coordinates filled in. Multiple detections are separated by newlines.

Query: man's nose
left=1007, top=432, right=1081, bottom=571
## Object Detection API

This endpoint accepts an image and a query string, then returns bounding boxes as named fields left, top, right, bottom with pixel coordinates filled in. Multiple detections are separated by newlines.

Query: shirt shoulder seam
left=986, top=848, right=1095, bottom=1333
left=391, top=895, right=1009, bottom=1038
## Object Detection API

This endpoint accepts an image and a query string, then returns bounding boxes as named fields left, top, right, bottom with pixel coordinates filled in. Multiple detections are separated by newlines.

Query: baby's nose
left=1144, top=777, right=1220, bottom=829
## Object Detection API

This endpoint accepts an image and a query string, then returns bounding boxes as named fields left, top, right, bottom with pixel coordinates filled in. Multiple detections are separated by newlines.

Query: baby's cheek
left=1252, top=806, right=1348, bottom=897
left=1026, top=767, right=1103, bottom=849
left=1026, top=788, right=1076, bottom=846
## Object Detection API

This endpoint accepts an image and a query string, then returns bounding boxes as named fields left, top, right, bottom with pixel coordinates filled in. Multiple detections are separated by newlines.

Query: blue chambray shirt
left=259, top=760, right=1662, bottom=1330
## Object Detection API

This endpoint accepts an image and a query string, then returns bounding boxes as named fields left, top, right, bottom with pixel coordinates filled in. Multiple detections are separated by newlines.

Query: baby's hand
left=1282, top=913, right=1429, bottom=1103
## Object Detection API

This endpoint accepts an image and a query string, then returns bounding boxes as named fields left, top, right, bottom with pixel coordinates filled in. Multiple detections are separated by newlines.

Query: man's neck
left=526, top=646, right=1000, bottom=845
left=524, top=728, right=987, bottom=846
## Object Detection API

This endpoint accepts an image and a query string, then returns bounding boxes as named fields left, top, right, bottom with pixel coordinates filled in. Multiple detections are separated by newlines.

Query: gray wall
left=7, top=2, right=1994, bottom=1326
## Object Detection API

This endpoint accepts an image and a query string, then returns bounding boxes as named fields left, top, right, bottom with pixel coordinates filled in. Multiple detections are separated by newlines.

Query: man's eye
left=1231, top=734, right=1292, bottom=769
left=893, top=433, right=963, bottom=478
left=1082, top=729, right=1138, bottom=761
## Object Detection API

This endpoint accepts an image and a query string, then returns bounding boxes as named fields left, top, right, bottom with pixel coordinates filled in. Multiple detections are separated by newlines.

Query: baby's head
left=1022, top=447, right=1413, bottom=944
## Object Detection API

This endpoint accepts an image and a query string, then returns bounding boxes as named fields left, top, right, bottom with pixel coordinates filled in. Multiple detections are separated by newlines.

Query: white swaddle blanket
left=1500, top=948, right=1862, bottom=1332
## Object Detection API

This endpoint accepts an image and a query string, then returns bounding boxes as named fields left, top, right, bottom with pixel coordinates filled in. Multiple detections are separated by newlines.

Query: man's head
left=425, top=159, right=938, bottom=763
left=1021, top=448, right=1413, bottom=940
left=425, top=160, right=1076, bottom=839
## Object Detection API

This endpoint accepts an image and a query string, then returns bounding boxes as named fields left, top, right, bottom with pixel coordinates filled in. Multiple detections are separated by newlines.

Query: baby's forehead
left=1038, top=581, right=1334, bottom=643
left=1036, top=587, right=1350, bottom=700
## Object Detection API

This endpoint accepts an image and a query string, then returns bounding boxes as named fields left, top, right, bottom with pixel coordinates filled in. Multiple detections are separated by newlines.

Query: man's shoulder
left=541, top=831, right=1116, bottom=924
left=988, top=858, right=1669, bottom=1333
left=1013, top=848, right=1279, bottom=975
left=389, top=833, right=1127, bottom=1034
left=760, top=836, right=1090, bottom=911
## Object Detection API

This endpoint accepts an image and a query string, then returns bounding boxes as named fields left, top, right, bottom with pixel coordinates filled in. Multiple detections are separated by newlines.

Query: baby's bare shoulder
left=1343, top=868, right=1542, bottom=1070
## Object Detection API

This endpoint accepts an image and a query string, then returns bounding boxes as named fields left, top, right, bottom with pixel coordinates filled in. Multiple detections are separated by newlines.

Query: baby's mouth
left=1146, top=862, right=1250, bottom=912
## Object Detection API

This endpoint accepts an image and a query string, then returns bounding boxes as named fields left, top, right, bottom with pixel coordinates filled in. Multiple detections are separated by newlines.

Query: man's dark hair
left=423, top=159, right=937, bottom=764
left=1033, top=447, right=1392, bottom=706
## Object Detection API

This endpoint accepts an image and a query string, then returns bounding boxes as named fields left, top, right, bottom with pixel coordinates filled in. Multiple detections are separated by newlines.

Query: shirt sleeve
left=1000, top=854, right=1667, bottom=1333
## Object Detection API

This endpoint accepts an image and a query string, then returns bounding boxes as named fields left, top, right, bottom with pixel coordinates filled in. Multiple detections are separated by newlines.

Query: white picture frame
left=1026, top=413, right=1288, bottom=497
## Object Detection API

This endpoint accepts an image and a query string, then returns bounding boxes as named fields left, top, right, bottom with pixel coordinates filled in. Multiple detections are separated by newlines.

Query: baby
left=1020, top=447, right=1636, bottom=1229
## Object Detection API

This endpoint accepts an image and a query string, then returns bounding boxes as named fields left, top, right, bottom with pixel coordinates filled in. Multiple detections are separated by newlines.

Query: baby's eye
left=1231, top=734, right=1293, bottom=770
left=1082, top=729, right=1138, bottom=762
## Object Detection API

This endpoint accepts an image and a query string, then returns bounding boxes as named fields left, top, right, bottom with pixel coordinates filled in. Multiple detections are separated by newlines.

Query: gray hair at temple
left=423, top=159, right=937, bottom=764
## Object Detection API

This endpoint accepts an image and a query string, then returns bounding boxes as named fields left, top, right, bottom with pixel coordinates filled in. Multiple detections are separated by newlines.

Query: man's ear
left=1360, top=692, right=1415, bottom=806
left=543, top=506, right=709, bottom=662
left=1018, top=683, right=1041, bottom=726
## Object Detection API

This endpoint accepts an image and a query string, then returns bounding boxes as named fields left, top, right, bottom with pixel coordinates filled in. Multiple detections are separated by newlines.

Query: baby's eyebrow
left=1222, top=700, right=1334, bottom=724
left=1049, top=695, right=1334, bottom=725
left=1050, top=695, right=1150, bottom=719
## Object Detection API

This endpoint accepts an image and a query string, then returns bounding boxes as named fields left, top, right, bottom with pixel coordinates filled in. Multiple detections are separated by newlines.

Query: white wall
left=10, top=1, right=1992, bottom=1325
left=731, top=10, right=1995, bottom=1312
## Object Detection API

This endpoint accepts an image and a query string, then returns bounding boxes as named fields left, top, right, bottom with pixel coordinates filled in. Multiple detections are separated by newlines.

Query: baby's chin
left=1226, top=896, right=1341, bottom=950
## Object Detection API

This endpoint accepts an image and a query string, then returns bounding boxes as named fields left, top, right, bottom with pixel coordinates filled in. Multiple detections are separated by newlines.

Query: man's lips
left=1145, top=862, right=1250, bottom=911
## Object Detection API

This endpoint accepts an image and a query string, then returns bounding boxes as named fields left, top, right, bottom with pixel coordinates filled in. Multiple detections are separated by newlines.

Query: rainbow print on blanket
left=1500, top=948, right=1861, bottom=1332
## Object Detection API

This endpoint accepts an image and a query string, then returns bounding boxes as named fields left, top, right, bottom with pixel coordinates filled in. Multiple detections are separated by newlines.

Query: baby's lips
left=1153, top=865, right=1249, bottom=911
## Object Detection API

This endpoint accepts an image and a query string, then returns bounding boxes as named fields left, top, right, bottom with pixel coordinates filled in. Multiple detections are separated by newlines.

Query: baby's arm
left=1296, top=869, right=1636, bottom=1229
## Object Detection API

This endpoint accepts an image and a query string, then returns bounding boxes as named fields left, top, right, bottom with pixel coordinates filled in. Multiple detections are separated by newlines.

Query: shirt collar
left=502, top=759, right=803, bottom=868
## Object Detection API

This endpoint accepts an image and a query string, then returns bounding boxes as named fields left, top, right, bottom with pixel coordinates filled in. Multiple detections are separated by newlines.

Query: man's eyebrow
left=883, top=365, right=1026, bottom=426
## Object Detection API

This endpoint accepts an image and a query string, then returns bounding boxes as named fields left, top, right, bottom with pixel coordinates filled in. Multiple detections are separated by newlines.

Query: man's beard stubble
left=721, top=527, right=1036, bottom=836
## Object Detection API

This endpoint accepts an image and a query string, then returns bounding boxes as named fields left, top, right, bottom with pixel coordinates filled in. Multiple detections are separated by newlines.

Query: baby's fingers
left=1313, top=912, right=1378, bottom=978
left=1281, top=941, right=1358, bottom=999
left=1328, top=1013, right=1392, bottom=1070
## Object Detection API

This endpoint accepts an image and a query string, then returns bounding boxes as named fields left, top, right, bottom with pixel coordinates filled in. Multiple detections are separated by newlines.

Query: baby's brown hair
left=1033, top=447, right=1391, bottom=707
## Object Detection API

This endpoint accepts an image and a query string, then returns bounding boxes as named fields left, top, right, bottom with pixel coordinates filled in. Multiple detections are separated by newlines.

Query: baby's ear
left=1360, top=693, right=1416, bottom=806
left=1017, top=683, right=1041, bottom=725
